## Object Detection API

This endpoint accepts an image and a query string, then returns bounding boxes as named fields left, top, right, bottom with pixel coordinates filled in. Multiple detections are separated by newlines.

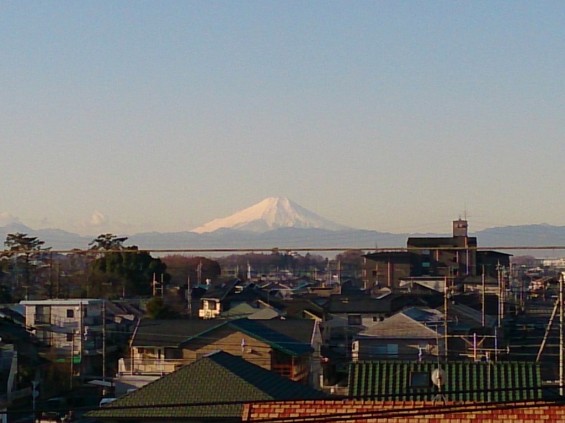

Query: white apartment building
left=20, top=299, right=104, bottom=375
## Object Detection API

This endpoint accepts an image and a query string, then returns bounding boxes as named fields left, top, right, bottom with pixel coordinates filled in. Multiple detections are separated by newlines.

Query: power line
left=5, top=245, right=565, bottom=255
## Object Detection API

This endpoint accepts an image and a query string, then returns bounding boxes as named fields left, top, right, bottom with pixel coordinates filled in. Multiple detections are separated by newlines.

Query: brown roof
left=243, top=400, right=565, bottom=422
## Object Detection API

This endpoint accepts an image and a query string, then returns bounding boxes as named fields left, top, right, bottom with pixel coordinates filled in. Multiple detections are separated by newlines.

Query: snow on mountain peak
left=191, top=197, right=348, bottom=234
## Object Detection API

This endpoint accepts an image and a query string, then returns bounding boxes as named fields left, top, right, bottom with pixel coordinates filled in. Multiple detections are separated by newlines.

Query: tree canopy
left=86, top=234, right=169, bottom=298
left=1, top=233, right=50, bottom=301
left=88, top=234, right=129, bottom=251
left=4, top=232, right=47, bottom=254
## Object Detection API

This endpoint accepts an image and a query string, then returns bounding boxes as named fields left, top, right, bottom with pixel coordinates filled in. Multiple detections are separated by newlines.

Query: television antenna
left=431, top=368, right=447, bottom=404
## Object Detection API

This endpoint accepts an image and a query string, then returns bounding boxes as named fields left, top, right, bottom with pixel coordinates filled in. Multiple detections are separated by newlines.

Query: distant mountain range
left=192, top=197, right=349, bottom=233
left=1, top=198, right=564, bottom=257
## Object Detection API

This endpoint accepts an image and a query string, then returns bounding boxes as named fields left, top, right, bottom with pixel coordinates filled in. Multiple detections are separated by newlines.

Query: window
left=36, top=306, right=51, bottom=324
left=67, top=333, right=73, bottom=342
left=410, top=371, right=430, bottom=389
left=66, top=309, right=74, bottom=318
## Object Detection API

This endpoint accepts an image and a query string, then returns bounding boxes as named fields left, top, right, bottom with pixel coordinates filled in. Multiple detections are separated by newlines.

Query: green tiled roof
left=87, top=351, right=327, bottom=420
left=348, top=361, right=542, bottom=402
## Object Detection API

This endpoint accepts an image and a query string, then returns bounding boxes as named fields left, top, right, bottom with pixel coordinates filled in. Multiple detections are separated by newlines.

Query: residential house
left=89, top=351, right=327, bottom=422
left=0, top=344, right=23, bottom=418
left=351, top=307, right=444, bottom=362
left=0, top=316, right=44, bottom=419
left=351, top=304, right=498, bottom=363
left=199, top=279, right=259, bottom=319
left=117, top=318, right=321, bottom=393
left=322, top=293, right=443, bottom=352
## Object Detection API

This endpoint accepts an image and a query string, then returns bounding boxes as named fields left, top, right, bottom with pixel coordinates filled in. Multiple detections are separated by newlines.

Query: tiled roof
left=247, top=307, right=284, bottom=320
left=87, top=351, right=327, bottom=420
left=228, top=319, right=313, bottom=356
left=220, top=302, right=259, bottom=318
left=325, top=293, right=443, bottom=314
left=279, top=297, right=325, bottom=319
left=243, top=399, right=565, bottom=422
left=133, top=318, right=313, bottom=356
left=175, top=318, right=313, bottom=356
left=358, top=312, right=440, bottom=338
left=132, top=318, right=219, bottom=347
left=201, top=279, right=241, bottom=300
left=254, top=319, right=316, bottom=345
left=325, top=295, right=394, bottom=314
left=348, top=361, right=543, bottom=402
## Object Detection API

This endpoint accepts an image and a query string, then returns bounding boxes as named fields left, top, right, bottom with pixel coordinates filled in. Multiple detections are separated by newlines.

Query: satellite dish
left=431, top=368, right=446, bottom=388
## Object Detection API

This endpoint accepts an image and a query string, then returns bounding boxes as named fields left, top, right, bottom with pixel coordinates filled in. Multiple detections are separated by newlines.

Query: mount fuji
left=2, top=198, right=565, bottom=254
left=192, top=197, right=349, bottom=234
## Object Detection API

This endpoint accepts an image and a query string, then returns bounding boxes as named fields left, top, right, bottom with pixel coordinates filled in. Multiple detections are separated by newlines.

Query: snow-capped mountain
left=191, top=197, right=350, bottom=234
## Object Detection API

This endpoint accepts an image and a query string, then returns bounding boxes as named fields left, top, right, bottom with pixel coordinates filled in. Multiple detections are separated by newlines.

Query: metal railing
left=118, top=358, right=186, bottom=375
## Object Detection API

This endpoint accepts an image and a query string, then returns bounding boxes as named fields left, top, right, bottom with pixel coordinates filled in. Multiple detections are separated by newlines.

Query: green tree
left=88, top=234, right=128, bottom=251
left=145, top=296, right=178, bottom=319
left=161, top=255, right=221, bottom=287
left=2, top=233, right=50, bottom=299
left=87, top=234, right=169, bottom=298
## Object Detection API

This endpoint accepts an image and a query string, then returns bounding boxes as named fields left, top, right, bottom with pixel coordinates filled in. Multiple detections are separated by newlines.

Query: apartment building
left=20, top=299, right=104, bottom=376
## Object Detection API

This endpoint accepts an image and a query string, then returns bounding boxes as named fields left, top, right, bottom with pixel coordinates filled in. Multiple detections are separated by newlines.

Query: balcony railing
left=118, top=358, right=187, bottom=375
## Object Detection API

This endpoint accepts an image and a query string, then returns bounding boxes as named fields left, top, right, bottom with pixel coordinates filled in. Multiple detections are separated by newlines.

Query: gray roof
left=133, top=318, right=314, bottom=355
left=132, top=319, right=219, bottom=347
left=256, top=319, right=316, bottom=345
left=181, top=319, right=313, bottom=356
left=359, top=311, right=440, bottom=339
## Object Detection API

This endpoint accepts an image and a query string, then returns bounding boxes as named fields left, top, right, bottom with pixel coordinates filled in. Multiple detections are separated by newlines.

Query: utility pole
left=559, top=272, right=564, bottom=397
left=79, top=301, right=83, bottom=382
left=102, top=300, right=106, bottom=388
left=187, top=276, right=192, bottom=317
left=70, top=331, right=75, bottom=389
left=497, top=263, right=503, bottom=327
left=481, top=265, right=486, bottom=327
left=444, top=276, right=449, bottom=361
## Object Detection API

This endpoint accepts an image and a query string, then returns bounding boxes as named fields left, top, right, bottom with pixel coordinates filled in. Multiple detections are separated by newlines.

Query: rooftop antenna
left=431, top=367, right=446, bottom=404
left=197, top=261, right=203, bottom=285
left=187, top=275, right=192, bottom=316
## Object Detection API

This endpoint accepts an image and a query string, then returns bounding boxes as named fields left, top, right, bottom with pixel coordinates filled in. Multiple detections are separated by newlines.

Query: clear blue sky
left=1, top=1, right=564, bottom=236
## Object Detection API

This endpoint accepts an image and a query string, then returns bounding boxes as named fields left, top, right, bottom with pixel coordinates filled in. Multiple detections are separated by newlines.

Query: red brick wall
left=242, top=400, right=565, bottom=422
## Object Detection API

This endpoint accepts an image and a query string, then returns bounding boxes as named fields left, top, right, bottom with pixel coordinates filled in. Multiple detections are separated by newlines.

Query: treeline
left=0, top=232, right=367, bottom=302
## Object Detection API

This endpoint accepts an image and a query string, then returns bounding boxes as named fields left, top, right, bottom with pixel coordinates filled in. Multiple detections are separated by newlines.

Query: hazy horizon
left=2, top=2, right=564, bottom=236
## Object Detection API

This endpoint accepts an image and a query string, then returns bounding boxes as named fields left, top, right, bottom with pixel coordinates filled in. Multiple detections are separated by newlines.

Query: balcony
left=118, top=358, right=187, bottom=375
